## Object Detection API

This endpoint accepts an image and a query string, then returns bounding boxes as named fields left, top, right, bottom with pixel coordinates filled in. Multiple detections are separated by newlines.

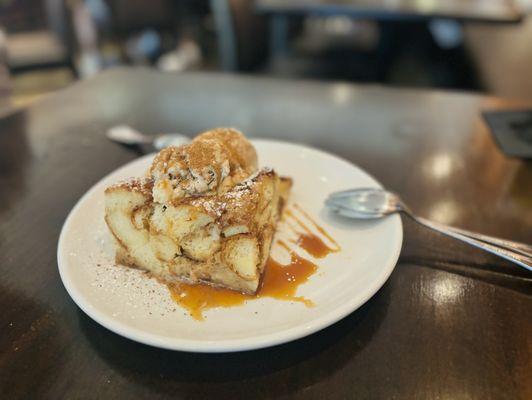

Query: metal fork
left=325, top=187, right=532, bottom=272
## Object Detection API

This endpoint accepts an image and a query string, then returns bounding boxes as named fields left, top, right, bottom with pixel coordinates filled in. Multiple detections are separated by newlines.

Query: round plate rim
left=57, top=139, right=403, bottom=352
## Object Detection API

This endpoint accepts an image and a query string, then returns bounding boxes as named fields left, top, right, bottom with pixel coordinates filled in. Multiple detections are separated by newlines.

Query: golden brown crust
left=115, top=246, right=139, bottom=267
left=220, top=182, right=260, bottom=229
left=174, top=168, right=276, bottom=235
left=105, top=177, right=154, bottom=198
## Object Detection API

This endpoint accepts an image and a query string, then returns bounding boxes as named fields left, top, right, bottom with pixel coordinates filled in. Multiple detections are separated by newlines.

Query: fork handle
left=408, top=215, right=532, bottom=272
left=444, top=225, right=532, bottom=257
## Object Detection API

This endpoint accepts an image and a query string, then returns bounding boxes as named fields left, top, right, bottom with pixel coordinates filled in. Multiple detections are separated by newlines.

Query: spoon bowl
left=107, top=125, right=190, bottom=150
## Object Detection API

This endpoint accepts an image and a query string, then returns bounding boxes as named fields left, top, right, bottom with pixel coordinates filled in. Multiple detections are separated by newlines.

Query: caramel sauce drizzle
left=294, top=234, right=332, bottom=259
left=283, top=218, right=333, bottom=259
left=294, top=203, right=341, bottom=249
left=168, top=205, right=339, bottom=320
left=285, top=205, right=340, bottom=257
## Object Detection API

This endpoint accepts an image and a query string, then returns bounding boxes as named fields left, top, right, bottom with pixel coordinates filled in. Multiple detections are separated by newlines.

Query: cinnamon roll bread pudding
left=104, top=128, right=291, bottom=294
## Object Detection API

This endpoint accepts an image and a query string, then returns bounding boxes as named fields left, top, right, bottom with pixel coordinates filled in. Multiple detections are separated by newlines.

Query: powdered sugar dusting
left=189, top=197, right=226, bottom=218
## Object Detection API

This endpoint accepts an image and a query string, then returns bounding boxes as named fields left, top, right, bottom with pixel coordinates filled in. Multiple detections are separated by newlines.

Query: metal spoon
left=106, top=125, right=190, bottom=150
left=326, top=187, right=532, bottom=271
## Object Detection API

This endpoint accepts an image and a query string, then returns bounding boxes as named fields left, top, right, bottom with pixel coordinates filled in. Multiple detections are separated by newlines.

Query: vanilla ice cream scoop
left=150, top=128, right=258, bottom=204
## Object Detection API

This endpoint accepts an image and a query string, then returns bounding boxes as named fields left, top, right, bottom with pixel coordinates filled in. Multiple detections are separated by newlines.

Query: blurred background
left=1, top=0, right=531, bottom=115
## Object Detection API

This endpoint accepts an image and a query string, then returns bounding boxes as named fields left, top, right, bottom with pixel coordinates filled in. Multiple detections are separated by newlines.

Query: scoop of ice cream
left=149, top=128, right=258, bottom=204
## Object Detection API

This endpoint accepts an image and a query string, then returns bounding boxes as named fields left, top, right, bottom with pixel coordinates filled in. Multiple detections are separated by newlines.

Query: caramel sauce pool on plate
left=168, top=205, right=340, bottom=320
left=169, top=245, right=316, bottom=320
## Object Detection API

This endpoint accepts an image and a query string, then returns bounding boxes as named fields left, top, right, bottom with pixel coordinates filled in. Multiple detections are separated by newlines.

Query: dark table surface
left=257, top=0, right=523, bottom=23
left=0, top=68, right=531, bottom=399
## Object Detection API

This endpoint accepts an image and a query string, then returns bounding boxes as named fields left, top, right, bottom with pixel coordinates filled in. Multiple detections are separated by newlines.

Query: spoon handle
left=409, top=215, right=532, bottom=271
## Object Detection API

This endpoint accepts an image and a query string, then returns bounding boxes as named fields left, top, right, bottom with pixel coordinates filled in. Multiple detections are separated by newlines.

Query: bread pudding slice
left=104, top=128, right=291, bottom=294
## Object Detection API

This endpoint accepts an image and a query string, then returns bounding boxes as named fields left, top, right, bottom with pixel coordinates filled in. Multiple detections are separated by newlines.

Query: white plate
left=58, top=140, right=402, bottom=352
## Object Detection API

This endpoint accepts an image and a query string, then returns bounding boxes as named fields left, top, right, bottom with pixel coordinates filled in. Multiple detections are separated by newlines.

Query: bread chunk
left=105, top=128, right=291, bottom=294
